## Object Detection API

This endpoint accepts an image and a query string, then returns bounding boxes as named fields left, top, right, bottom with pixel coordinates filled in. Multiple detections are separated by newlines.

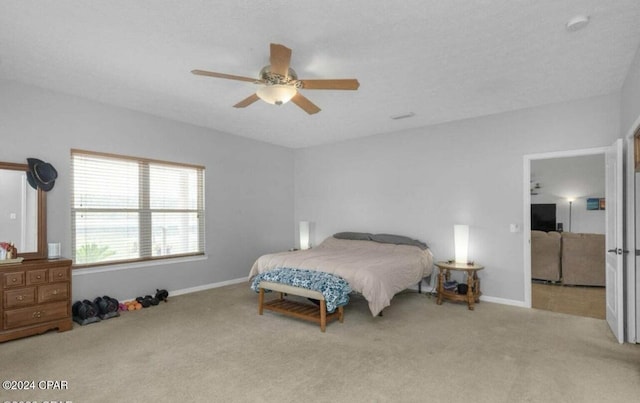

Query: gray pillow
left=370, top=233, right=428, bottom=250
left=333, top=232, right=373, bottom=241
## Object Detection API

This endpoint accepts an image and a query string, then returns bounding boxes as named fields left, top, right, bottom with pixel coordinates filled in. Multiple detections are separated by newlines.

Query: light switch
left=9, top=213, right=16, bottom=220
left=510, top=223, right=520, bottom=233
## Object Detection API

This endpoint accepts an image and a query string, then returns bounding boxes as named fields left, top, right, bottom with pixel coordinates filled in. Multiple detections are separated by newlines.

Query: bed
left=248, top=232, right=433, bottom=317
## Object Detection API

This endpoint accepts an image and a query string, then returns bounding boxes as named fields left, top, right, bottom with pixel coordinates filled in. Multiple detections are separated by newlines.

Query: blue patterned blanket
left=251, top=268, right=351, bottom=313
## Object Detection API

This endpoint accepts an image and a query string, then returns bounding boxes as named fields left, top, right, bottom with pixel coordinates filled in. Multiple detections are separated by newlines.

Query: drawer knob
left=32, top=311, right=42, bottom=319
left=12, top=278, right=17, bottom=282
left=36, top=275, right=42, bottom=279
left=17, top=295, right=24, bottom=301
left=58, top=273, right=63, bottom=277
left=53, top=289, right=58, bottom=295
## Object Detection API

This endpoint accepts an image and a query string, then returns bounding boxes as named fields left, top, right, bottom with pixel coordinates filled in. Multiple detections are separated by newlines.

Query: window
left=71, top=149, right=205, bottom=267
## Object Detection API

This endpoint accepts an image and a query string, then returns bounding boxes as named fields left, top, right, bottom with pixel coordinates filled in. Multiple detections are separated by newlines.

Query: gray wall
left=0, top=79, right=294, bottom=301
left=622, top=45, right=640, bottom=136
left=294, top=93, right=620, bottom=304
left=3, top=51, right=637, bottom=307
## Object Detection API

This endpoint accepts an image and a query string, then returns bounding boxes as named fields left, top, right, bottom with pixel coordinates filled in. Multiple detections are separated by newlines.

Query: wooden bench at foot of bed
left=257, top=281, right=344, bottom=332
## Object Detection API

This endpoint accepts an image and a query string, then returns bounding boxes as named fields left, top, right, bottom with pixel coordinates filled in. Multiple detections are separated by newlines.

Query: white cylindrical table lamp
left=299, top=221, right=311, bottom=250
left=454, top=224, right=469, bottom=264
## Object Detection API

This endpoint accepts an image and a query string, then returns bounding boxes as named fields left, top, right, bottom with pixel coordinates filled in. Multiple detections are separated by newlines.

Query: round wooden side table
left=435, top=261, right=484, bottom=310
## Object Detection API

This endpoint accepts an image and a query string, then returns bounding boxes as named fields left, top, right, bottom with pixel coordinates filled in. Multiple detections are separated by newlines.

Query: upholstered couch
left=531, top=230, right=562, bottom=282
left=561, top=232, right=605, bottom=286
left=531, top=230, right=605, bottom=286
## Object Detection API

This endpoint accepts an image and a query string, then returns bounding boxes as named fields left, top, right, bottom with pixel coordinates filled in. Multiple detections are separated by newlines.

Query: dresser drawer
left=38, top=283, right=69, bottom=304
left=27, top=269, right=48, bottom=285
left=48, top=266, right=69, bottom=282
left=3, top=271, right=25, bottom=288
left=4, top=287, right=37, bottom=309
left=3, top=301, right=68, bottom=330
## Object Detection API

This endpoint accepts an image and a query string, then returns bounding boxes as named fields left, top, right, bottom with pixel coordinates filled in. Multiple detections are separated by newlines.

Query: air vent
left=390, top=112, right=415, bottom=120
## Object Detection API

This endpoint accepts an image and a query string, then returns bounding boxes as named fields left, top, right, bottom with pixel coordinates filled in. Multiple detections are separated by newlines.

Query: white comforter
left=248, top=237, right=433, bottom=316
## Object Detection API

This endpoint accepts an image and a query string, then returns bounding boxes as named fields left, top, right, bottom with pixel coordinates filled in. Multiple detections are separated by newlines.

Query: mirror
left=0, top=161, right=46, bottom=260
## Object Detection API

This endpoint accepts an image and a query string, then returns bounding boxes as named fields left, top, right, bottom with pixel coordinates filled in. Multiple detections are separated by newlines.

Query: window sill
left=71, top=254, right=209, bottom=276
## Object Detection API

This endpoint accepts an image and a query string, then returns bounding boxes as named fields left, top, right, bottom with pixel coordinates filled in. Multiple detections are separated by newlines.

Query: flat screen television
left=531, top=203, right=556, bottom=232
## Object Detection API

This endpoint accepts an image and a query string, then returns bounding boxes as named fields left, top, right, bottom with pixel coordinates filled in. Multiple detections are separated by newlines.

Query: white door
left=635, top=171, right=640, bottom=342
left=606, top=138, right=624, bottom=343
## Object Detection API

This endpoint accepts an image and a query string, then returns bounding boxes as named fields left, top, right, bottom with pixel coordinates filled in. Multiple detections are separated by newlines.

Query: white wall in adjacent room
left=294, top=93, right=620, bottom=304
left=531, top=197, right=605, bottom=235
left=0, top=79, right=294, bottom=301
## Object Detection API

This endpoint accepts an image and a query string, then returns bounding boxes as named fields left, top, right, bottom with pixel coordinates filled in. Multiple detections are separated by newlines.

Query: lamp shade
left=454, top=224, right=469, bottom=264
left=257, top=85, right=297, bottom=105
left=299, top=221, right=311, bottom=250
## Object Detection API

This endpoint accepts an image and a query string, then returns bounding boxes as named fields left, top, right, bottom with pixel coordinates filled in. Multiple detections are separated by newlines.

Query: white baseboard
left=408, top=284, right=436, bottom=294
left=479, top=295, right=527, bottom=308
left=407, top=284, right=526, bottom=308
left=128, top=277, right=527, bottom=309
left=169, top=277, right=248, bottom=297
left=120, top=277, right=248, bottom=303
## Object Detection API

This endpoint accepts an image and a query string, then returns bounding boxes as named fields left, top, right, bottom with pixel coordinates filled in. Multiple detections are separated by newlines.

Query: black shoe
left=155, top=289, right=169, bottom=302
left=145, top=295, right=159, bottom=306
left=136, top=296, right=151, bottom=308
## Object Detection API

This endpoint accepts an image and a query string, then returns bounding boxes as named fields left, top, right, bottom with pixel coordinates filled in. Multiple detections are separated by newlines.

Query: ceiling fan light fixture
left=256, top=84, right=297, bottom=105
left=192, top=43, right=358, bottom=114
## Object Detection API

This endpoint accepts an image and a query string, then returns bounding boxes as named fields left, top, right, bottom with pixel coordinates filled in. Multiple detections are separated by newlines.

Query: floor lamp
left=568, top=199, right=574, bottom=232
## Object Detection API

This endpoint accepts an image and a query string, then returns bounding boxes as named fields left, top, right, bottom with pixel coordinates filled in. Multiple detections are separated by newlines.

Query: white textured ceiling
left=1, top=1, right=640, bottom=148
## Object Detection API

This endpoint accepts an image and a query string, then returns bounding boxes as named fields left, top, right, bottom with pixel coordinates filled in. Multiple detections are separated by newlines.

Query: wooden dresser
left=1, top=259, right=73, bottom=342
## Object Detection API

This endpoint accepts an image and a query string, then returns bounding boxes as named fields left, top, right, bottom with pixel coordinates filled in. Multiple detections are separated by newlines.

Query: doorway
left=524, top=140, right=625, bottom=343
left=529, top=154, right=606, bottom=319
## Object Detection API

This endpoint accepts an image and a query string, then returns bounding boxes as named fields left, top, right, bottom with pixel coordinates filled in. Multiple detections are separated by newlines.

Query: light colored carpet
left=532, top=282, right=606, bottom=319
left=1, top=283, right=639, bottom=402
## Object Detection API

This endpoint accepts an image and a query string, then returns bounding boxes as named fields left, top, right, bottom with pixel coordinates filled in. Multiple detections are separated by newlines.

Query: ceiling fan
left=530, top=181, right=542, bottom=195
left=191, top=43, right=360, bottom=115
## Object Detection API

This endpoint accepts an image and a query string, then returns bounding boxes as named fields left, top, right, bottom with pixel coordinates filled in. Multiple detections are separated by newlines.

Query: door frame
left=624, top=118, right=640, bottom=344
left=605, top=139, right=624, bottom=343
left=523, top=146, right=609, bottom=309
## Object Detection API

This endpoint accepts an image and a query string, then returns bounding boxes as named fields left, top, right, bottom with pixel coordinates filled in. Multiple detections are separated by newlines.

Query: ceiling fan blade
left=299, top=79, right=360, bottom=90
left=291, top=93, right=321, bottom=115
left=191, top=69, right=261, bottom=83
left=233, top=93, right=260, bottom=108
left=270, top=43, right=292, bottom=76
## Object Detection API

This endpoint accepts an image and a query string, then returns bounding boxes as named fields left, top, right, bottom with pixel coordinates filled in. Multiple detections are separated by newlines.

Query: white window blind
left=71, top=150, right=205, bottom=267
